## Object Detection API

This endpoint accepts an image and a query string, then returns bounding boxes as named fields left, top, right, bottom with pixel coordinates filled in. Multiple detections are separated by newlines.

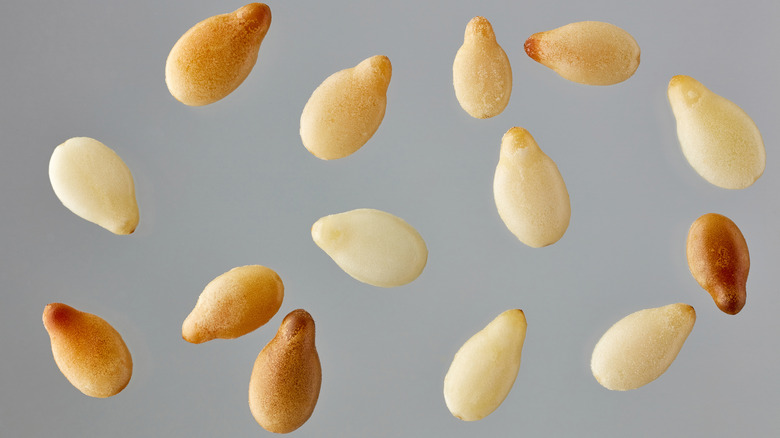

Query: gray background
left=1, top=0, right=778, bottom=436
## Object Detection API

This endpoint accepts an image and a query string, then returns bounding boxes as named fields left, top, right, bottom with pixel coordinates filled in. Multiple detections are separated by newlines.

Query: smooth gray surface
left=1, top=0, right=778, bottom=436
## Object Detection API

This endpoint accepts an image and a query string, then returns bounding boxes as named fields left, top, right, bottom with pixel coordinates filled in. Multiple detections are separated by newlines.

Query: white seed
left=311, top=208, right=427, bottom=287
left=49, top=137, right=139, bottom=235
left=443, top=309, right=527, bottom=421
left=668, top=75, right=765, bottom=189
left=591, top=303, right=696, bottom=391
left=493, top=127, right=570, bottom=247
left=300, top=55, right=392, bottom=160
left=453, top=16, right=512, bottom=118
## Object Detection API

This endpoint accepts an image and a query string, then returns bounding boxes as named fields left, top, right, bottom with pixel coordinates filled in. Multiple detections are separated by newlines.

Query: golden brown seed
left=182, top=265, right=284, bottom=343
left=42, top=303, right=133, bottom=398
left=453, top=16, right=512, bottom=118
left=493, top=127, right=570, bottom=247
left=49, top=137, right=139, bottom=235
left=591, top=303, right=695, bottom=391
left=524, top=21, right=640, bottom=85
left=686, top=213, right=749, bottom=315
left=165, top=3, right=272, bottom=106
left=249, top=309, right=321, bottom=434
left=668, top=75, right=765, bottom=189
left=300, top=55, right=392, bottom=160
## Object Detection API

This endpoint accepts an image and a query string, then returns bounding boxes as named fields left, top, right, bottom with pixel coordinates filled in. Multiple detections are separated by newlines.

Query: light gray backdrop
left=1, top=0, right=778, bottom=436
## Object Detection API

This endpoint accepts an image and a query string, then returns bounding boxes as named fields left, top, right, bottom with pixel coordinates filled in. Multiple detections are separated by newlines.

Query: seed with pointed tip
left=165, top=3, right=272, bottom=106
left=42, top=303, right=133, bottom=398
left=249, top=309, right=321, bottom=434
left=493, top=127, right=570, bottom=247
left=444, top=309, right=527, bottom=421
left=300, top=55, right=392, bottom=160
left=591, top=303, right=695, bottom=391
left=686, top=213, right=749, bottom=315
left=667, top=75, right=765, bottom=189
left=182, top=265, right=284, bottom=343
left=311, top=208, right=427, bottom=287
left=453, top=16, right=512, bottom=118
left=49, top=137, right=139, bottom=235
left=524, top=21, right=640, bottom=85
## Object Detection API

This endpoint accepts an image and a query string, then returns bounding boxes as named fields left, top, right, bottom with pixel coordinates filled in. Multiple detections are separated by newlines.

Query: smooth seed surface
left=49, top=137, right=139, bottom=235
left=165, top=3, right=272, bottom=106
left=311, top=208, right=427, bottom=287
left=443, top=309, right=527, bottom=421
left=182, top=265, right=284, bottom=343
left=300, top=55, right=392, bottom=160
left=686, top=213, right=749, bottom=314
left=493, top=127, right=570, bottom=247
left=249, top=309, right=321, bottom=434
left=591, top=303, right=695, bottom=391
left=453, top=16, right=512, bottom=118
left=43, top=303, right=133, bottom=398
left=668, top=75, right=765, bottom=189
left=524, top=21, right=640, bottom=85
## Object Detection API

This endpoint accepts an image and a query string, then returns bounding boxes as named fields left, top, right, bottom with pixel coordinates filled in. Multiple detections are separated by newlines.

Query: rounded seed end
left=465, top=16, right=495, bottom=41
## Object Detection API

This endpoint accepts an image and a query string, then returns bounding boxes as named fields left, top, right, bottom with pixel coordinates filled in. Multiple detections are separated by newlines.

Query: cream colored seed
left=591, top=303, right=696, bottom=391
left=453, top=16, right=512, bottom=118
left=311, top=208, right=427, bottom=287
left=524, top=21, right=640, bottom=85
left=182, top=265, right=284, bottom=344
left=165, top=3, right=272, bottom=106
left=43, top=303, right=133, bottom=398
left=443, top=309, right=527, bottom=421
left=300, top=55, right=392, bottom=160
left=49, top=137, right=139, bottom=235
left=668, top=75, right=765, bottom=189
left=493, top=127, right=570, bottom=248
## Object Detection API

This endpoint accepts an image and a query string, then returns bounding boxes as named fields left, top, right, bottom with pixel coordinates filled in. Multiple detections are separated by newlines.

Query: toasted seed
left=300, top=55, right=392, bottom=160
left=49, top=137, right=139, bottom=235
left=524, top=21, right=640, bottom=85
left=182, top=265, right=284, bottom=343
left=591, top=303, right=695, bottom=391
left=453, top=16, right=512, bottom=118
left=165, top=3, right=272, bottom=106
left=493, top=127, right=570, bottom=247
left=668, top=75, right=765, bottom=189
left=311, top=208, right=427, bottom=287
left=686, top=213, right=749, bottom=314
left=249, top=309, right=321, bottom=433
left=43, top=303, right=133, bottom=398
left=444, top=310, right=527, bottom=421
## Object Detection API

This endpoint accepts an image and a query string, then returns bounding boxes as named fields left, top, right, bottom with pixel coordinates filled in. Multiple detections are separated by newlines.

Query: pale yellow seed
left=311, top=208, right=427, bottom=287
left=524, top=21, right=640, bottom=85
left=182, top=265, right=284, bottom=344
left=668, top=75, right=765, bottom=189
left=591, top=303, right=696, bottom=391
left=443, top=309, right=527, bottom=421
left=493, top=128, right=570, bottom=247
left=453, top=16, right=512, bottom=118
left=300, top=56, right=392, bottom=160
left=165, top=3, right=272, bottom=106
left=49, top=137, right=139, bottom=235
